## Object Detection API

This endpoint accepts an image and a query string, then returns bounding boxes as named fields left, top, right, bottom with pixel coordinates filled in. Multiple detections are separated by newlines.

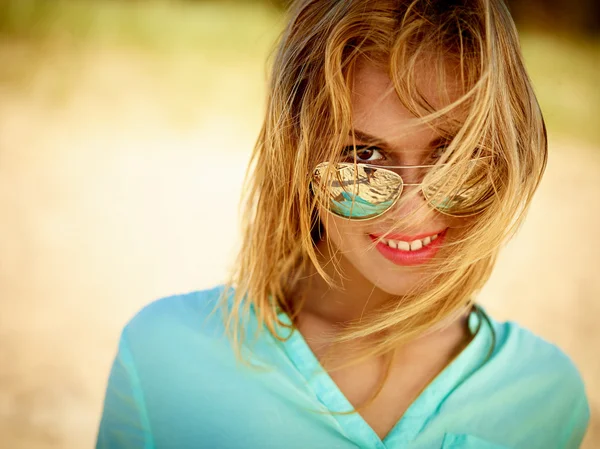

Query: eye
left=430, top=145, right=448, bottom=160
left=429, top=144, right=486, bottom=163
left=343, top=145, right=385, bottom=163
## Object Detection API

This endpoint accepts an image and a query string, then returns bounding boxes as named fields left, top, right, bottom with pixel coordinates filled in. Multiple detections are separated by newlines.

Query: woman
left=96, top=0, right=590, bottom=448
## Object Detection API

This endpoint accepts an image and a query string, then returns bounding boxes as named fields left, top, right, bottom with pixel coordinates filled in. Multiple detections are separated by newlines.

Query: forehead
left=350, top=59, right=464, bottom=145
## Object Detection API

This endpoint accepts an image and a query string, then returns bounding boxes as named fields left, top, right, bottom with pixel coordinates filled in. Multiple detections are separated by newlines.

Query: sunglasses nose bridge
left=393, top=165, right=427, bottom=186
left=383, top=180, right=432, bottom=223
left=358, top=166, right=427, bottom=219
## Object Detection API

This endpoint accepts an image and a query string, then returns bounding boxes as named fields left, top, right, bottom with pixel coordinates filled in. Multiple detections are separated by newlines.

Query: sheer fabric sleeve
left=561, top=388, right=591, bottom=449
left=96, top=330, right=154, bottom=449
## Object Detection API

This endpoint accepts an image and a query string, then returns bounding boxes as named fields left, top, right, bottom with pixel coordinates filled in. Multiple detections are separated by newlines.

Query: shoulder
left=122, top=284, right=232, bottom=348
left=487, top=313, right=587, bottom=398
left=476, top=309, right=590, bottom=446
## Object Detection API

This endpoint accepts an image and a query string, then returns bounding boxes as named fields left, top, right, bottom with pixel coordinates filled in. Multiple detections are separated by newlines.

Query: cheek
left=442, top=215, right=472, bottom=236
left=318, top=209, right=370, bottom=250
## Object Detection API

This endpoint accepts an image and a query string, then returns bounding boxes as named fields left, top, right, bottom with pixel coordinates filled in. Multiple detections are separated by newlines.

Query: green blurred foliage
left=0, top=0, right=282, bottom=51
left=0, top=0, right=598, bottom=145
left=506, top=0, right=600, bottom=36
left=519, top=32, right=600, bottom=148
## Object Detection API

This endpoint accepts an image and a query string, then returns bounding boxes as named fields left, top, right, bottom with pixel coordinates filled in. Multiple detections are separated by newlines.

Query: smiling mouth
left=368, top=229, right=447, bottom=266
left=370, top=230, right=446, bottom=252
left=377, top=234, right=439, bottom=251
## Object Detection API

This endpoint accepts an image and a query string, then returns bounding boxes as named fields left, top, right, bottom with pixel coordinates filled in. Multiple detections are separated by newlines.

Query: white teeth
left=397, top=241, right=410, bottom=251
left=380, top=233, right=440, bottom=252
left=410, top=240, right=423, bottom=251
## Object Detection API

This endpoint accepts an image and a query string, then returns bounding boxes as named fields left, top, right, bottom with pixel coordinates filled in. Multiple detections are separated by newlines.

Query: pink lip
left=369, top=229, right=448, bottom=266
left=370, top=230, right=447, bottom=242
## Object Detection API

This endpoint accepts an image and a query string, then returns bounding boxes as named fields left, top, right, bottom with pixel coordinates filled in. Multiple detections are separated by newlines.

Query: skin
left=300, top=59, right=470, bottom=322
left=291, top=60, right=474, bottom=440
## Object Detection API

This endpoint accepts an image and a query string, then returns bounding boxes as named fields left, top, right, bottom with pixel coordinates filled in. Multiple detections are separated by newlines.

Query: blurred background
left=0, top=0, right=598, bottom=448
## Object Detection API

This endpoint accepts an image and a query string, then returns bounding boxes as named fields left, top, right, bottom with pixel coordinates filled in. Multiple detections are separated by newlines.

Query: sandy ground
left=0, top=47, right=598, bottom=449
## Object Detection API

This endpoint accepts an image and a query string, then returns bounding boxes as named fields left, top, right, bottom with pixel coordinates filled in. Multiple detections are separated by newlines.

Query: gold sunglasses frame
left=311, top=157, right=493, bottom=221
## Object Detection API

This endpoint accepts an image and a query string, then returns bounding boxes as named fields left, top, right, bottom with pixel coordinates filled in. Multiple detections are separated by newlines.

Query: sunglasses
left=311, top=158, right=494, bottom=220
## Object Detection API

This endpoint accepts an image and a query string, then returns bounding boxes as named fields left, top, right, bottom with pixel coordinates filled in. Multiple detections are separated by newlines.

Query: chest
left=297, top=317, right=469, bottom=441
left=326, top=353, right=447, bottom=440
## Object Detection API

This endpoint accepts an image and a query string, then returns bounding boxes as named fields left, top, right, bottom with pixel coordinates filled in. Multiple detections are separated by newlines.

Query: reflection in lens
left=313, top=163, right=402, bottom=220
left=422, top=159, right=494, bottom=217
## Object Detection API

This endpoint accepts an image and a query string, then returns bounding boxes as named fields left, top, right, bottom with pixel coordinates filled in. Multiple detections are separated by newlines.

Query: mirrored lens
left=313, top=163, right=402, bottom=220
left=422, top=158, right=494, bottom=216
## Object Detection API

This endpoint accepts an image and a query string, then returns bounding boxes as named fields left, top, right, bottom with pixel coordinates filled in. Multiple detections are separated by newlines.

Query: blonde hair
left=216, top=0, right=546, bottom=413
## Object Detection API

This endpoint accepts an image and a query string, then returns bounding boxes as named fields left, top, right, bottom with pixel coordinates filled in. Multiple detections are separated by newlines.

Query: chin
left=318, top=219, right=446, bottom=298
left=365, top=269, right=426, bottom=297
left=339, top=244, right=429, bottom=297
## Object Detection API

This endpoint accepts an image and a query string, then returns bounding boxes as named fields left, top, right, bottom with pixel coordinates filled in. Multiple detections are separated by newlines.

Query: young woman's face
left=316, top=61, right=466, bottom=296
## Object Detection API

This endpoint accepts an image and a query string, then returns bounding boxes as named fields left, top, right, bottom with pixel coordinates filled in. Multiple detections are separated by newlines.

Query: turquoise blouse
left=96, top=285, right=590, bottom=449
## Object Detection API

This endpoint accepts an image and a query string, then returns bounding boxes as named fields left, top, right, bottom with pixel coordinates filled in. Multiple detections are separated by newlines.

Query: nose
left=380, top=183, right=433, bottom=228
left=397, top=165, right=426, bottom=185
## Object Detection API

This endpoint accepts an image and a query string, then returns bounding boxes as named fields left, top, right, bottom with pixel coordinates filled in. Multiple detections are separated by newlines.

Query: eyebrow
left=349, top=128, right=452, bottom=149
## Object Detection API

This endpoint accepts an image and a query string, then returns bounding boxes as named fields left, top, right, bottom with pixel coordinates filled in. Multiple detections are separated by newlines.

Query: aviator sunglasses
left=311, top=156, right=494, bottom=220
